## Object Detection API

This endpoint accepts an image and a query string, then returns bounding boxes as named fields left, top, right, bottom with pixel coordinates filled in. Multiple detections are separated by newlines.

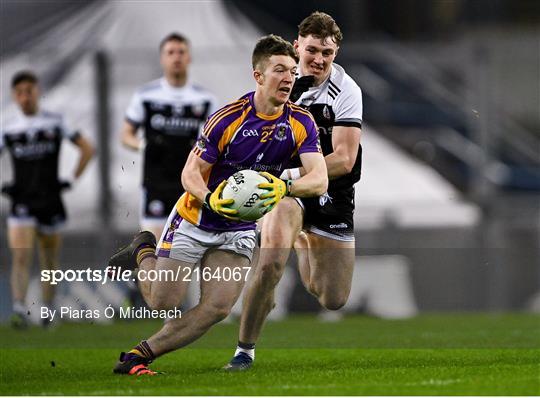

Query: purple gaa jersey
left=174, top=91, right=320, bottom=232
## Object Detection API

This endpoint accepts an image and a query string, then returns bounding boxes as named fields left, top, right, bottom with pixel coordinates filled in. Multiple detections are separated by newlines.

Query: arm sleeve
left=298, top=116, right=322, bottom=155
left=125, top=91, right=144, bottom=127
left=59, top=115, right=81, bottom=142
left=333, top=83, right=363, bottom=129
left=193, top=116, right=225, bottom=164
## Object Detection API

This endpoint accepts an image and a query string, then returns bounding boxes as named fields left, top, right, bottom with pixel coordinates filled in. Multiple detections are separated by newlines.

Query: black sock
left=238, top=341, right=256, bottom=350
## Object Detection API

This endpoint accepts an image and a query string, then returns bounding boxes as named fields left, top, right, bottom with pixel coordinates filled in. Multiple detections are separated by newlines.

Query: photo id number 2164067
left=179, top=266, right=251, bottom=282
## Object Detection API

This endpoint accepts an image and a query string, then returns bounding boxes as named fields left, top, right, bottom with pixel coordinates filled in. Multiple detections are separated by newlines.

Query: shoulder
left=288, top=102, right=316, bottom=125
left=135, top=79, right=162, bottom=96
left=39, top=109, right=63, bottom=122
left=190, top=83, right=215, bottom=97
left=329, top=63, right=362, bottom=99
left=203, top=95, right=251, bottom=135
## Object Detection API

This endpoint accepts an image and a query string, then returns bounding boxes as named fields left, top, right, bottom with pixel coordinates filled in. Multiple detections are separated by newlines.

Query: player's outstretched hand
left=204, top=180, right=239, bottom=221
left=289, top=75, right=315, bottom=102
left=258, top=171, right=290, bottom=209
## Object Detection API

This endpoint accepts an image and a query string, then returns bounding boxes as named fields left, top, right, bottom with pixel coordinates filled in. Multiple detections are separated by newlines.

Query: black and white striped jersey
left=125, top=78, right=217, bottom=191
left=0, top=109, right=79, bottom=200
left=295, top=63, right=363, bottom=190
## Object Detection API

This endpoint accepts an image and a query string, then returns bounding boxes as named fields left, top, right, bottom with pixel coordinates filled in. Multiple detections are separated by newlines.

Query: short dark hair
left=159, top=32, right=190, bottom=52
left=11, top=70, right=38, bottom=88
left=298, top=11, right=343, bottom=46
left=252, top=34, right=298, bottom=70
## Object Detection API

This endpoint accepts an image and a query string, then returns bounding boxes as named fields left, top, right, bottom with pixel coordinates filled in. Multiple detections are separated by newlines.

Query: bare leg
left=37, top=232, right=62, bottom=305
left=295, top=232, right=355, bottom=310
left=8, top=225, right=36, bottom=305
left=138, top=256, right=195, bottom=311
left=147, top=250, right=250, bottom=356
left=239, top=198, right=303, bottom=344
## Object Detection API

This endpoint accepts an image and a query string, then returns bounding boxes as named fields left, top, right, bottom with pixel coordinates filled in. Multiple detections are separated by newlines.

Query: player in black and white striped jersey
left=1, top=71, right=95, bottom=328
left=119, top=32, right=218, bottom=240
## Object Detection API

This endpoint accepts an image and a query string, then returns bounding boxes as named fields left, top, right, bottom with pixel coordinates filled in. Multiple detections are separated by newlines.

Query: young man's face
left=12, top=81, right=39, bottom=115
left=160, top=40, right=191, bottom=77
left=255, top=55, right=297, bottom=107
left=294, top=34, right=338, bottom=84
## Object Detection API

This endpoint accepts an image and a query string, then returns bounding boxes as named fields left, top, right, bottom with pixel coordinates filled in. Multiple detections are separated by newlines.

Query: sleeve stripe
left=217, top=106, right=252, bottom=152
left=203, top=100, right=247, bottom=137
left=203, top=99, right=247, bottom=136
left=289, top=104, right=317, bottom=124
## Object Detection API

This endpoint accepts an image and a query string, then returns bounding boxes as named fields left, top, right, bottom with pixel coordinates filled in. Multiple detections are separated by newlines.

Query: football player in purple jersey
left=108, top=34, right=327, bottom=375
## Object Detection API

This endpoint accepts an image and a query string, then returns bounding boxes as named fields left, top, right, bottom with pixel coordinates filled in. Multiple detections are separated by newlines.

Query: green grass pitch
left=1, top=314, right=538, bottom=395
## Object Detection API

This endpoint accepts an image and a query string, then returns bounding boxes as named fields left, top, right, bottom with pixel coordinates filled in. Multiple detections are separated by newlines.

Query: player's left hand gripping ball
left=258, top=171, right=291, bottom=209
left=204, top=180, right=240, bottom=220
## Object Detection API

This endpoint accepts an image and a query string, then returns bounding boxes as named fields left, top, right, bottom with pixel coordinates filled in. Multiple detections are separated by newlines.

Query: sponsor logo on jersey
left=329, top=222, right=348, bottom=229
left=150, top=114, right=201, bottom=133
left=275, top=123, right=288, bottom=141
left=12, top=141, right=56, bottom=158
left=256, top=152, right=264, bottom=162
left=242, top=129, right=259, bottom=137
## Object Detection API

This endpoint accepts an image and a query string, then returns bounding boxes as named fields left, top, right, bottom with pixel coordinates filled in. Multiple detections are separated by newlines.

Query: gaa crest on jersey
left=323, top=105, right=331, bottom=120
left=195, top=137, right=207, bottom=152
left=275, top=123, right=289, bottom=142
left=172, top=105, right=184, bottom=116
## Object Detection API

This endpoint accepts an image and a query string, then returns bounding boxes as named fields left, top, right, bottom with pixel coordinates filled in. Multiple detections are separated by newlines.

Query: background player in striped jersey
left=109, top=34, right=327, bottom=375
left=119, top=32, right=217, bottom=308
left=226, top=12, right=363, bottom=370
left=119, top=32, right=217, bottom=240
left=0, top=71, right=95, bottom=328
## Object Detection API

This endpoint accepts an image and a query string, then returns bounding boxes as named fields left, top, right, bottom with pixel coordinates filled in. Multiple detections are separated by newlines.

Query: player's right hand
left=204, top=180, right=239, bottom=221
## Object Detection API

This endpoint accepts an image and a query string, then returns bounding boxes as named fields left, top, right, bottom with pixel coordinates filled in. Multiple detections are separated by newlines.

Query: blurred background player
left=0, top=70, right=94, bottom=328
left=120, top=32, right=217, bottom=239
left=119, top=32, right=217, bottom=307
left=109, top=34, right=327, bottom=375
left=226, top=12, right=363, bottom=370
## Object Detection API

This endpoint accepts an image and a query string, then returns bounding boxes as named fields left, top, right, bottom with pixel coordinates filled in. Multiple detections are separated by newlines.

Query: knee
left=12, top=250, right=32, bottom=268
left=319, top=293, right=348, bottom=311
left=307, top=282, right=348, bottom=311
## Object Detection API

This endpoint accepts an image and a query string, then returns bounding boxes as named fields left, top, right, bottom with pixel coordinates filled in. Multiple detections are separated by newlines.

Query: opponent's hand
left=204, top=180, right=239, bottom=221
left=289, top=75, right=315, bottom=102
left=258, top=171, right=291, bottom=209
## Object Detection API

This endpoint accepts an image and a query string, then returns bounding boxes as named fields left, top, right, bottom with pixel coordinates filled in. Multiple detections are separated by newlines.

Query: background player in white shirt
left=119, top=32, right=217, bottom=240
left=1, top=71, right=95, bottom=328
left=226, top=12, right=363, bottom=370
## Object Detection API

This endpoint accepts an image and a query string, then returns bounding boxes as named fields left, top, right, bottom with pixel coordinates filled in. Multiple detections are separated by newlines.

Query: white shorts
left=156, top=210, right=257, bottom=264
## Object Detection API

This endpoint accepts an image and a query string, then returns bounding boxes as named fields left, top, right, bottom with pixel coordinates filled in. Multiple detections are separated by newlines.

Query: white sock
left=235, top=346, right=255, bottom=360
